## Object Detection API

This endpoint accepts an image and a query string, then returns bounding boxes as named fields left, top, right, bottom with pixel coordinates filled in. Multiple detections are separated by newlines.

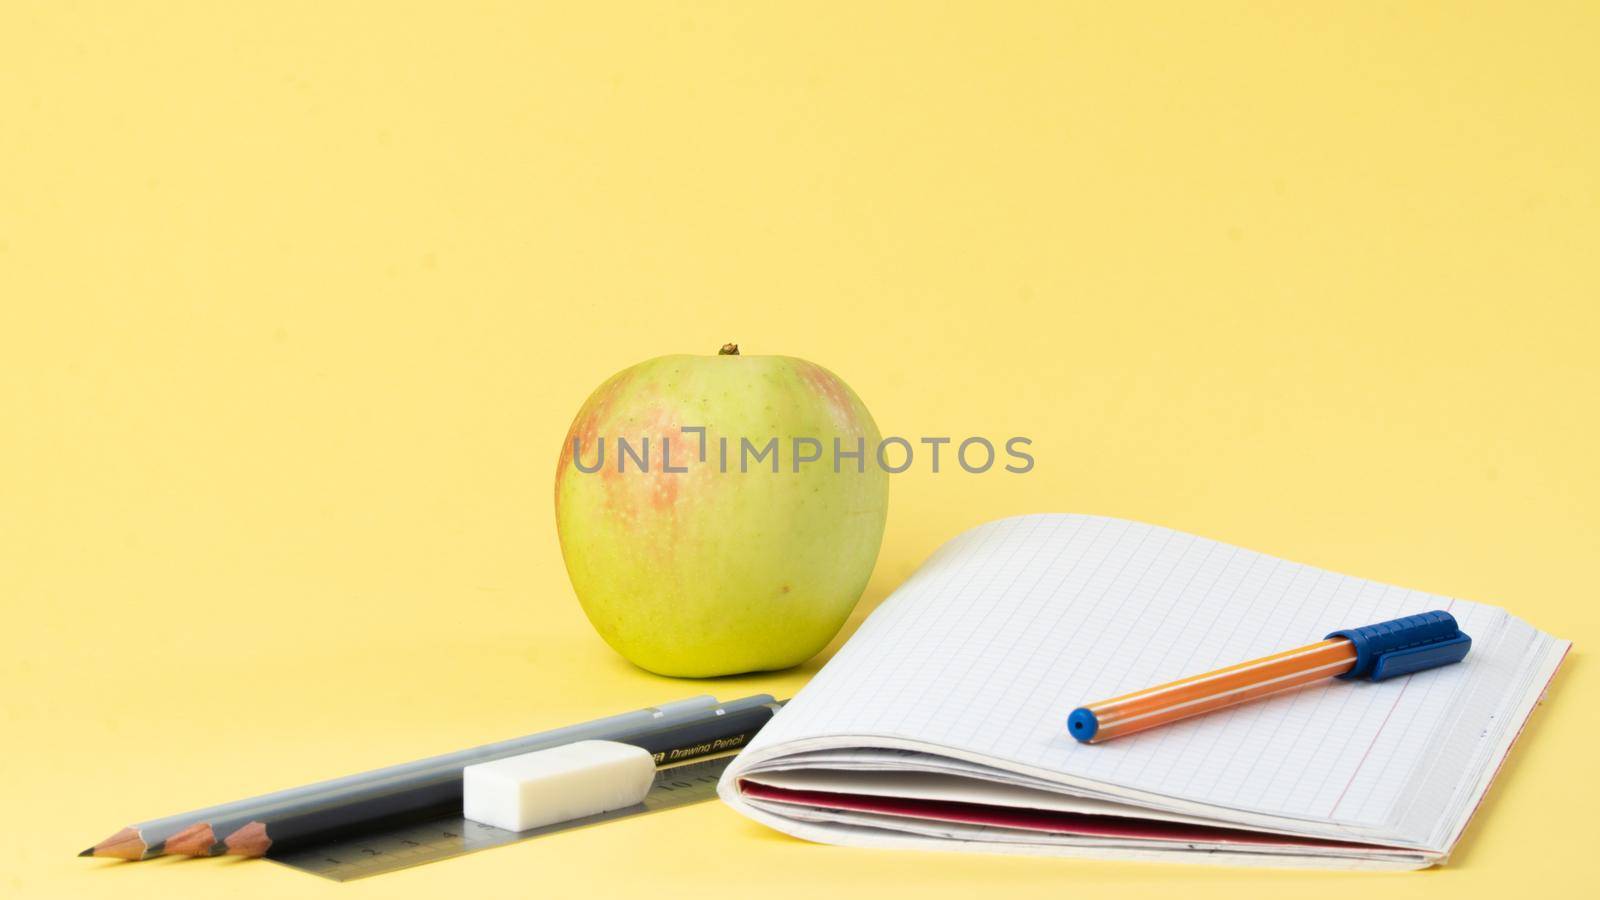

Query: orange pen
left=1068, top=610, right=1471, bottom=743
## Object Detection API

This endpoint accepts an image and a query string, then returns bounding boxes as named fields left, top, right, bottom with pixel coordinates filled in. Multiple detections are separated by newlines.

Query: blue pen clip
left=1327, top=610, right=1472, bottom=681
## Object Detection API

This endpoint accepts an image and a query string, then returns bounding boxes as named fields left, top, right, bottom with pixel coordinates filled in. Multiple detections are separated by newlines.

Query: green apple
left=554, top=344, right=889, bottom=677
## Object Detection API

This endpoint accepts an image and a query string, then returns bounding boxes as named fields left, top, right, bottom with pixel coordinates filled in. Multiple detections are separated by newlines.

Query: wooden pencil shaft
left=206, top=694, right=769, bottom=843
left=253, top=701, right=781, bottom=856
left=207, top=694, right=776, bottom=854
left=90, top=694, right=720, bottom=856
left=203, top=695, right=764, bottom=853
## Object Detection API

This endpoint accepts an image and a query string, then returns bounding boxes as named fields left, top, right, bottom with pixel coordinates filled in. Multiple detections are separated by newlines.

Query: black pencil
left=81, top=694, right=729, bottom=859
left=219, top=696, right=781, bottom=857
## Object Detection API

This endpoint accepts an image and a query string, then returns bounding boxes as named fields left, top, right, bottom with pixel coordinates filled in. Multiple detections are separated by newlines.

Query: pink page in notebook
left=739, top=782, right=1390, bottom=850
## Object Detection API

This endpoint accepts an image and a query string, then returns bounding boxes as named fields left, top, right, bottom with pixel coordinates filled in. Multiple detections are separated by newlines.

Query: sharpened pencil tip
left=163, top=823, right=217, bottom=856
left=222, top=821, right=271, bottom=858
left=78, top=848, right=95, bottom=857
left=84, top=827, right=148, bottom=860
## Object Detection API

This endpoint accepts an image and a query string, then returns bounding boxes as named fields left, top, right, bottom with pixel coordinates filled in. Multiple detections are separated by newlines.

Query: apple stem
left=719, top=343, right=740, bottom=356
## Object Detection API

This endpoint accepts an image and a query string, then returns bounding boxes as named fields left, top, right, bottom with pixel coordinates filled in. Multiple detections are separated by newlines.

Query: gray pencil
left=80, top=695, right=722, bottom=859
left=217, top=694, right=782, bottom=858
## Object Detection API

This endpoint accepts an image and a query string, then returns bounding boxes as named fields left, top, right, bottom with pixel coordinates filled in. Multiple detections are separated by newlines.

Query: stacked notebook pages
left=718, top=514, right=1568, bottom=869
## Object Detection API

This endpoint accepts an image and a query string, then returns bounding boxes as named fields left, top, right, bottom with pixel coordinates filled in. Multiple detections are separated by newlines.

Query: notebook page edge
left=725, top=512, right=1568, bottom=858
left=721, top=732, right=1415, bottom=844
left=732, top=796, right=1437, bottom=870
left=1434, top=634, right=1570, bottom=859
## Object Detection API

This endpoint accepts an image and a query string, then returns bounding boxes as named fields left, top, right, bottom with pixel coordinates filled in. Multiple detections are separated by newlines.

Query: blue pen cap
left=1327, top=610, right=1471, bottom=681
left=1067, top=707, right=1099, bottom=743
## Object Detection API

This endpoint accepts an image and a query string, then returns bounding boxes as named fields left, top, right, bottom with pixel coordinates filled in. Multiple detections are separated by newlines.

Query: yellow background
left=2, top=2, right=1595, bottom=897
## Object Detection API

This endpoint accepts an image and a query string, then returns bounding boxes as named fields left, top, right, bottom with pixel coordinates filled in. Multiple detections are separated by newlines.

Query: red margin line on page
left=1327, top=598, right=1456, bottom=817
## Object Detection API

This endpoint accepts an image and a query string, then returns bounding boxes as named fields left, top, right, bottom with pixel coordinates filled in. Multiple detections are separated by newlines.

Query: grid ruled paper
left=738, top=514, right=1555, bottom=838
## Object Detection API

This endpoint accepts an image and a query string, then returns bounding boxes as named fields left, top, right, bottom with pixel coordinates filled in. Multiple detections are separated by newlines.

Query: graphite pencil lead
left=77, top=848, right=93, bottom=858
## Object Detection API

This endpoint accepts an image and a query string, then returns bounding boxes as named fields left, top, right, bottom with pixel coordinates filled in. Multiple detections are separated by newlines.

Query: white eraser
left=462, top=740, right=655, bottom=832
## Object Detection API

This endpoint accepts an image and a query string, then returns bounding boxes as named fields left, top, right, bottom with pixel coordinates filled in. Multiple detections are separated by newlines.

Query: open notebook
left=719, top=514, right=1568, bottom=869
